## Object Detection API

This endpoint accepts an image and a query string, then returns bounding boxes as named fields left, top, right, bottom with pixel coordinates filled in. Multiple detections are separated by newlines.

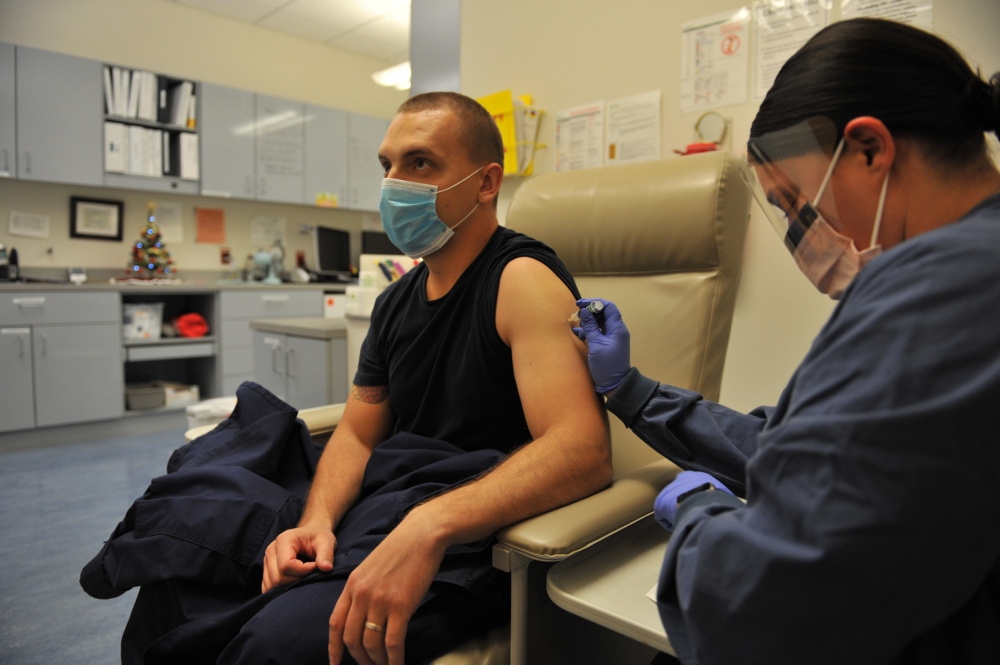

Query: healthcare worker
left=575, top=18, right=1000, bottom=665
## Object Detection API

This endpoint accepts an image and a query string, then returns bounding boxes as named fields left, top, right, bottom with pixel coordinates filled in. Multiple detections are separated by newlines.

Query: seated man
left=86, top=92, right=611, bottom=665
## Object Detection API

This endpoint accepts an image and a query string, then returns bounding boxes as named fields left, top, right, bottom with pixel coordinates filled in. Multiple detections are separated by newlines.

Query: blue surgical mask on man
left=379, top=166, right=484, bottom=259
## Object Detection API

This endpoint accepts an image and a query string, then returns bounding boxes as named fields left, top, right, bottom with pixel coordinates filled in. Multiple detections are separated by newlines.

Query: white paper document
left=841, top=0, right=932, bottom=29
left=681, top=9, right=751, bottom=111
left=155, top=202, right=183, bottom=244
left=251, top=217, right=287, bottom=248
left=555, top=102, right=605, bottom=172
left=9, top=211, right=51, bottom=240
left=754, top=0, right=830, bottom=99
left=606, top=91, right=661, bottom=166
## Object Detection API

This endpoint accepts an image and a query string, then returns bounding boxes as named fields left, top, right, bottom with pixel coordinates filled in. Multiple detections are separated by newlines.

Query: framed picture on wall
left=70, top=197, right=123, bottom=241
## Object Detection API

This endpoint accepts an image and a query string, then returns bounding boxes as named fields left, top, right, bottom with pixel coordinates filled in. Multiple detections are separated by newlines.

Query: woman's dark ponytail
left=987, top=73, right=1000, bottom=136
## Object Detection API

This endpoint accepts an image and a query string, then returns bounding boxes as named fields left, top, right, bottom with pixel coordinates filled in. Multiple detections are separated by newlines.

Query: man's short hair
left=398, top=92, right=505, bottom=168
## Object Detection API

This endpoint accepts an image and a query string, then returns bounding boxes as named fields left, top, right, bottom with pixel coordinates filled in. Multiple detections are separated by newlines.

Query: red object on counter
left=675, top=142, right=718, bottom=156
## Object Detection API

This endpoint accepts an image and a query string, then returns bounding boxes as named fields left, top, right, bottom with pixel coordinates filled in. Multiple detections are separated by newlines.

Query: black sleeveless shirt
left=354, top=227, right=579, bottom=455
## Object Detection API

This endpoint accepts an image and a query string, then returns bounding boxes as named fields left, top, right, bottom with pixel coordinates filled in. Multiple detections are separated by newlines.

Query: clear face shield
left=741, top=117, right=885, bottom=299
left=741, top=117, right=844, bottom=252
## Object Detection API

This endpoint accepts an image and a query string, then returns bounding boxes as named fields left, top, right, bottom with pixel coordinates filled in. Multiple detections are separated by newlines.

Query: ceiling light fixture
left=372, top=61, right=411, bottom=90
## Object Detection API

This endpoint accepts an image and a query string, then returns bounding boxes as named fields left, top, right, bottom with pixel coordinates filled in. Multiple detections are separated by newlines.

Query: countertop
left=249, top=317, right=347, bottom=339
left=0, top=281, right=345, bottom=294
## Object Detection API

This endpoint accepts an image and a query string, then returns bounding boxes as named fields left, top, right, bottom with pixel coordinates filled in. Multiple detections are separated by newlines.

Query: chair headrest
left=506, top=151, right=749, bottom=276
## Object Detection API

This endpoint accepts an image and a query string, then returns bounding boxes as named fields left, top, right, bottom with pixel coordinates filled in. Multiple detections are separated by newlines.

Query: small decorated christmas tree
left=128, top=201, right=175, bottom=278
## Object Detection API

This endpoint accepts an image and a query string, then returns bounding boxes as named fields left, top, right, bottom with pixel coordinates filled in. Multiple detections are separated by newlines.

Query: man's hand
left=574, top=298, right=631, bottom=395
left=261, top=525, right=336, bottom=593
left=328, top=509, right=447, bottom=665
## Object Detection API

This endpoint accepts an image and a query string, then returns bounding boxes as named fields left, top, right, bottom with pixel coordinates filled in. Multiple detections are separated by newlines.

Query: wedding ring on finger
left=364, top=620, right=385, bottom=633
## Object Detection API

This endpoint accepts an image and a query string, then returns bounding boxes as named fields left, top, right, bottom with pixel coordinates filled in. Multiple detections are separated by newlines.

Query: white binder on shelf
left=104, top=122, right=126, bottom=173
left=126, top=71, right=142, bottom=119
left=150, top=129, right=163, bottom=177
left=179, top=133, right=199, bottom=180
left=111, top=67, right=123, bottom=116
left=128, top=125, right=145, bottom=175
left=170, top=81, right=193, bottom=127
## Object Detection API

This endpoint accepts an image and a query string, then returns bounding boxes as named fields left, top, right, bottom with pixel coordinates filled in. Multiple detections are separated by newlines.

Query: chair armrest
left=495, top=459, right=680, bottom=562
left=183, top=402, right=346, bottom=443
left=299, top=403, right=346, bottom=436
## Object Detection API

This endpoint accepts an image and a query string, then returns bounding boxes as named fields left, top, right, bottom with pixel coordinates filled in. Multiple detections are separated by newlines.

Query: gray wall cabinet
left=348, top=113, right=391, bottom=212
left=199, top=82, right=256, bottom=199
left=15, top=46, right=103, bottom=186
left=305, top=104, right=349, bottom=208
left=0, top=42, right=16, bottom=178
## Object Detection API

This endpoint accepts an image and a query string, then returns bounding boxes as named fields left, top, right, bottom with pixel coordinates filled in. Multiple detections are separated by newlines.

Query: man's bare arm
left=410, top=256, right=612, bottom=541
left=260, top=385, right=395, bottom=592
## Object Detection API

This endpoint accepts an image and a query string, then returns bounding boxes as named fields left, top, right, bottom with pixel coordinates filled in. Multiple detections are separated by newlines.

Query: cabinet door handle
left=261, top=295, right=290, bottom=304
left=24, top=151, right=31, bottom=174
left=3, top=148, right=8, bottom=173
left=285, top=347, right=294, bottom=378
left=259, top=177, right=266, bottom=197
left=39, top=332, right=47, bottom=357
left=271, top=346, right=280, bottom=375
left=2, top=329, right=30, bottom=357
left=13, top=296, right=46, bottom=308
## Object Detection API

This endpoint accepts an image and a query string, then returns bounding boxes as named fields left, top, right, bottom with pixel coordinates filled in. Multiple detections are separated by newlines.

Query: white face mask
left=789, top=138, right=889, bottom=299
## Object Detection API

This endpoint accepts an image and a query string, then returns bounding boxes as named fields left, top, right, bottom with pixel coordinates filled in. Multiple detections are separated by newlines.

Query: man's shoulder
left=484, top=226, right=578, bottom=295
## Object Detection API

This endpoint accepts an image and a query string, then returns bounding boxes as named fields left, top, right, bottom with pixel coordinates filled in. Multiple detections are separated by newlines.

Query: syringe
left=567, top=300, right=604, bottom=326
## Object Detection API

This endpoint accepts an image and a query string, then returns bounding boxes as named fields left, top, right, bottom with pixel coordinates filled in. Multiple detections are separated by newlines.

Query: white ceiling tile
left=258, top=0, right=380, bottom=40
left=161, top=0, right=411, bottom=63
left=353, top=11, right=409, bottom=44
left=175, top=0, right=289, bottom=23
left=328, top=30, right=405, bottom=62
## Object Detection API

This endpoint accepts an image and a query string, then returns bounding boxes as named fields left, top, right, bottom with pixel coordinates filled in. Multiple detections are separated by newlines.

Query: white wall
left=461, top=0, right=1000, bottom=412
left=0, top=0, right=405, bottom=276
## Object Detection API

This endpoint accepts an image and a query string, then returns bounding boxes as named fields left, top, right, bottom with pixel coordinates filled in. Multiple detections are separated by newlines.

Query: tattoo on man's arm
left=352, top=385, right=389, bottom=404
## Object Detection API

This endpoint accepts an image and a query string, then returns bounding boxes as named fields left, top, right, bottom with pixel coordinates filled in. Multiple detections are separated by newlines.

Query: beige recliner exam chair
left=185, top=150, right=750, bottom=664
left=492, top=150, right=751, bottom=664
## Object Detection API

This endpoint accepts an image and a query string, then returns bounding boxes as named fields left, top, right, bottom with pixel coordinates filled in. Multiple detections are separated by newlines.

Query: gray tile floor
left=0, top=427, right=186, bottom=665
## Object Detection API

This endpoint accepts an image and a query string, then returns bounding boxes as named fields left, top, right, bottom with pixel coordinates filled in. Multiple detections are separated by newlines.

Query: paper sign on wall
left=606, top=91, right=661, bottom=166
left=754, top=0, right=830, bottom=99
left=842, top=0, right=932, bottom=29
left=555, top=102, right=605, bottom=172
left=681, top=9, right=750, bottom=112
left=196, top=208, right=226, bottom=244
left=155, top=202, right=183, bottom=243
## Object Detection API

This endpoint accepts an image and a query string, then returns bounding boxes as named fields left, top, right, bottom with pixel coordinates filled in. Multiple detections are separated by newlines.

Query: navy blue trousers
left=81, top=383, right=509, bottom=664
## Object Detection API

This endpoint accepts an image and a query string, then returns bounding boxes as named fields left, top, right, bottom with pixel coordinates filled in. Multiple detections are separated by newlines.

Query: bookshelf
left=102, top=65, right=200, bottom=194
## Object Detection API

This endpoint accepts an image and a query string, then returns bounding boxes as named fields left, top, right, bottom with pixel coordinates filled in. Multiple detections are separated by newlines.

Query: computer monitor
left=361, top=230, right=403, bottom=255
left=313, top=226, right=352, bottom=281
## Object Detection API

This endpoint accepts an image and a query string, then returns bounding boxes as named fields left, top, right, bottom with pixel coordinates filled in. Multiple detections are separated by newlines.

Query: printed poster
left=681, top=9, right=751, bottom=111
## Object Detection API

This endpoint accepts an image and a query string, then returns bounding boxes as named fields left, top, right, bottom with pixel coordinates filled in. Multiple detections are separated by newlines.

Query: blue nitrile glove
left=654, top=471, right=733, bottom=532
left=573, top=298, right=630, bottom=395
